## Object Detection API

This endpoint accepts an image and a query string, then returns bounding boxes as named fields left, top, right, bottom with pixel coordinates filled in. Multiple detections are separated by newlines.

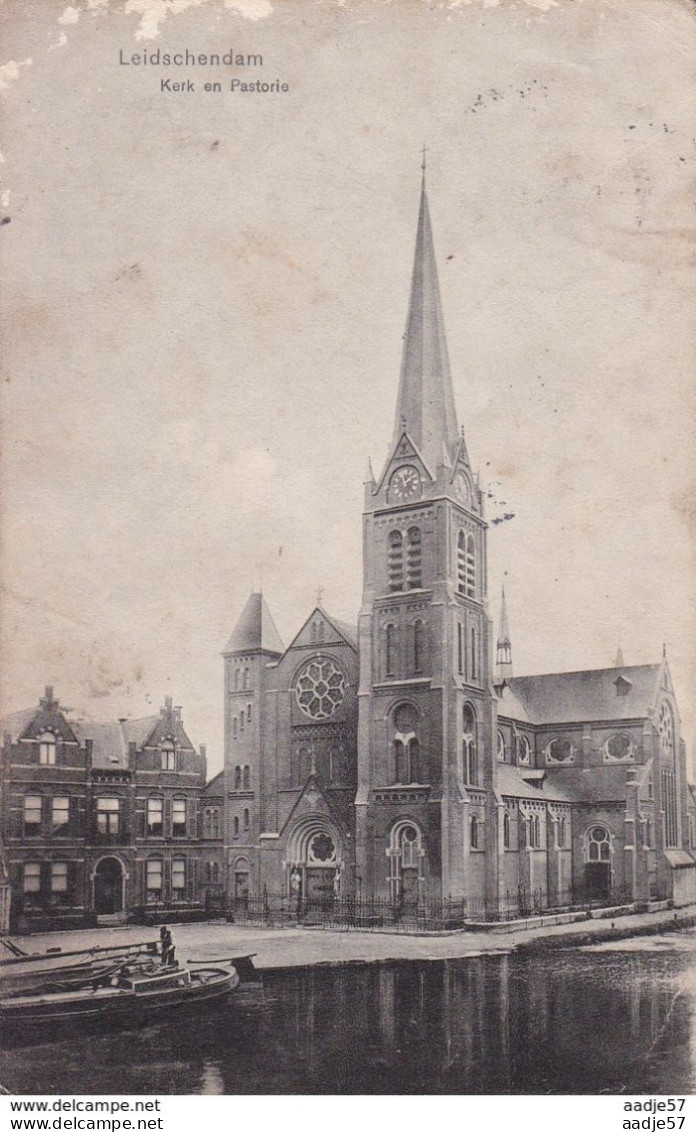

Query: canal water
left=2, top=932, right=695, bottom=1094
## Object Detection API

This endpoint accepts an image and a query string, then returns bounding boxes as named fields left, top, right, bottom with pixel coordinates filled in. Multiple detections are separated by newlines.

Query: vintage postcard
left=0, top=0, right=694, bottom=1100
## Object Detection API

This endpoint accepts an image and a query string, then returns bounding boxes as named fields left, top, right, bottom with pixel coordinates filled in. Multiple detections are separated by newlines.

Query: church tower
left=355, top=168, right=498, bottom=906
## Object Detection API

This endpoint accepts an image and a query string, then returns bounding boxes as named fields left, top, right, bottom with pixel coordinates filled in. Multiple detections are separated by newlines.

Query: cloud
left=58, top=6, right=81, bottom=24
left=0, top=59, right=32, bottom=92
left=123, top=0, right=272, bottom=42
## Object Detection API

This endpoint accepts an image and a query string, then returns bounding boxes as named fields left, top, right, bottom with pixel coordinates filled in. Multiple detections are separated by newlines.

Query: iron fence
left=227, top=885, right=638, bottom=932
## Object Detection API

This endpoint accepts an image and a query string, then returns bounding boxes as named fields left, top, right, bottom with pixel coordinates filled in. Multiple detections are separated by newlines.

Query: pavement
left=4, top=903, right=696, bottom=972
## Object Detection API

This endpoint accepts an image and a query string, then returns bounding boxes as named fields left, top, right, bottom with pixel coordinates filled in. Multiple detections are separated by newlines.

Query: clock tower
left=355, top=170, right=498, bottom=907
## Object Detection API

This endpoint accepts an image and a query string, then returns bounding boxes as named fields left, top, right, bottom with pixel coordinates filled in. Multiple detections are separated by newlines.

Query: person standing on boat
left=159, top=925, right=175, bottom=966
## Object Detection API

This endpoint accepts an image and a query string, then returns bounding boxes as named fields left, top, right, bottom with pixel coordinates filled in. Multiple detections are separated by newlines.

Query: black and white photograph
left=0, top=0, right=694, bottom=1103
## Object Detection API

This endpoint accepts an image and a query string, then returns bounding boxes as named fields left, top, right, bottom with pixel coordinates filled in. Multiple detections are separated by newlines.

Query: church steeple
left=495, top=586, right=513, bottom=682
left=392, top=169, right=459, bottom=474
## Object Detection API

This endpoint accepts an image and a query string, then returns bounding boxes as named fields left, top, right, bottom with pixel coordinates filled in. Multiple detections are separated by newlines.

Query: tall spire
left=495, top=586, right=513, bottom=683
left=392, top=168, right=459, bottom=473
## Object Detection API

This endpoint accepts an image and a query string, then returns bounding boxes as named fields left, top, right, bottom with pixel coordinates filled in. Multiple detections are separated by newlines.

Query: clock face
left=453, top=473, right=469, bottom=502
left=389, top=465, right=422, bottom=503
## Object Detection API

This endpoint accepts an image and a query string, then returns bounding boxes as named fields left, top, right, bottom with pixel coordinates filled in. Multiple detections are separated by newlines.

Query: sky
left=1, top=0, right=694, bottom=774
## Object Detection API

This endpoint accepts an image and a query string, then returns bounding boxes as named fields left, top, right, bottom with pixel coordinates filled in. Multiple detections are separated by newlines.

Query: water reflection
left=1, top=939, right=695, bottom=1095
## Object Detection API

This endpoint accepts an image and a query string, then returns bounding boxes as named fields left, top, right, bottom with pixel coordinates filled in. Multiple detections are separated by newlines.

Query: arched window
left=457, top=623, right=465, bottom=675
left=234, top=668, right=240, bottom=691
left=392, top=703, right=422, bottom=784
left=556, top=817, right=567, bottom=849
left=39, top=732, right=56, bottom=766
left=470, top=627, right=477, bottom=680
left=497, top=730, right=506, bottom=762
left=233, top=815, right=239, bottom=837
left=413, top=620, right=425, bottom=675
left=527, top=813, right=541, bottom=849
left=243, top=668, right=249, bottom=690
left=328, top=745, right=340, bottom=782
left=406, top=527, right=422, bottom=589
left=385, top=623, right=397, bottom=678
left=643, top=818, right=652, bottom=849
left=517, top=735, right=531, bottom=765
left=465, top=533, right=476, bottom=597
left=240, top=710, right=245, bottom=732
left=470, top=814, right=479, bottom=850
left=247, top=703, right=252, bottom=722
left=457, top=531, right=467, bottom=595
left=388, top=530, right=404, bottom=592
left=585, top=825, right=610, bottom=861
left=462, top=704, right=477, bottom=786
left=243, top=765, right=250, bottom=790
left=243, top=808, right=250, bottom=831
left=160, top=741, right=175, bottom=771
left=234, top=765, right=242, bottom=790
left=318, top=621, right=324, bottom=642
left=503, top=811, right=511, bottom=849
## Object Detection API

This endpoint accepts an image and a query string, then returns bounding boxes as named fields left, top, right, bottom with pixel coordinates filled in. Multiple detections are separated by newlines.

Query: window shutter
left=189, top=799, right=197, bottom=840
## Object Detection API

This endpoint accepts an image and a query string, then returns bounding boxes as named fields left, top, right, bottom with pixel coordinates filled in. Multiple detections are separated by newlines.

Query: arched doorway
left=584, top=826, right=611, bottom=901
left=286, top=816, right=342, bottom=916
left=388, top=820, right=425, bottom=908
left=93, top=857, right=124, bottom=915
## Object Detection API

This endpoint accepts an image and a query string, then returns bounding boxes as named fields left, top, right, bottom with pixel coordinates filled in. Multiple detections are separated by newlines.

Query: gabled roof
left=223, top=592, right=284, bottom=656
left=499, top=663, right=663, bottom=726
left=0, top=708, right=41, bottom=743
left=286, top=607, right=357, bottom=652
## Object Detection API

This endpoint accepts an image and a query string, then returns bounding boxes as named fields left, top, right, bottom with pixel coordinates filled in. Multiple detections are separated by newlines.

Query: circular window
left=309, top=833, right=336, bottom=863
left=394, top=703, right=418, bottom=734
left=606, top=733, right=632, bottom=761
left=587, top=826, right=610, bottom=861
left=295, top=657, right=346, bottom=720
left=402, top=826, right=418, bottom=843
left=547, top=737, right=573, bottom=763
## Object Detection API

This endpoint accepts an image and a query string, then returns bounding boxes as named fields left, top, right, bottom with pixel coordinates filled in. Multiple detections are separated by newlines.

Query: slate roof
left=324, top=614, right=358, bottom=650
left=223, top=592, right=284, bottom=656
left=496, top=763, right=572, bottom=803
left=0, top=708, right=40, bottom=743
left=498, top=664, right=662, bottom=726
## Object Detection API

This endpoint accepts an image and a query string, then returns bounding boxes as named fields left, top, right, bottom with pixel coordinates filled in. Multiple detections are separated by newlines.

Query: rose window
left=295, top=657, right=346, bottom=720
left=308, top=833, right=336, bottom=863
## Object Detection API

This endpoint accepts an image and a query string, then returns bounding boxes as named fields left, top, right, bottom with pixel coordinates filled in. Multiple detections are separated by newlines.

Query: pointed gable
left=288, top=607, right=357, bottom=652
left=392, top=177, right=460, bottom=474
left=223, top=592, right=284, bottom=656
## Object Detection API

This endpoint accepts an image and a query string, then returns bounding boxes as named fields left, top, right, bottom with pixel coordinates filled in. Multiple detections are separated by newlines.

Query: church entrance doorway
left=286, top=820, right=341, bottom=921
left=93, top=857, right=124, bottom=915
left=388, top=821, right=425, bottom=914
left=584, top=826, right=611, bottom=901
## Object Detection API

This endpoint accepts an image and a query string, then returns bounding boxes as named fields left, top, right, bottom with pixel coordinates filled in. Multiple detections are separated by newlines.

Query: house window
left=503, top=811, right=511, bottom=849
left=161, top=742, right=176, bottom=771
left=203, top=808, right=220, bottom=838
left=463, top=705, right=477, bottom=786
left=39, top=732, right=56, bottom=765
left=243, top=808, right=250, bottom=832
left=385, top=623, right=397, bottom=678
left=470, top=814, right=479, bottom=850
left=172, top=799, right=187, bottom=837
left=23, top=862, right=41, bottom=894
left=147, top=797, right=163, bottom=836
left=24, top=795, right=42, bottom=837
left=413, top=620, right=425, bottom=674
left=146, top=859, right=163, bottom=902
left=406, top=527, right=422, bottom=589
left=388, top=530, right=404, bottom=592
left=96, top=798, right=120, bottom=835
left=172, top=858, right=186, bottom=901
left=51, top=862, right=69, bottom=902
left=52, top=796, right=70, bottom=835
left=234, top=765, right=242, bottom=790
left=243, top=765, right=250, bottom=790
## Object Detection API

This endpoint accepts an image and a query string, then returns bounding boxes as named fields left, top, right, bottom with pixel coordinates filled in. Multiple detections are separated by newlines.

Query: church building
left=223, top=173, right=696, bottom=917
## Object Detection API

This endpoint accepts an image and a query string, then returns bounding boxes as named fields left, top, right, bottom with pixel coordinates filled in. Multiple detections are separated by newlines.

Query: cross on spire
left=421, top=143, right=427, bottom=183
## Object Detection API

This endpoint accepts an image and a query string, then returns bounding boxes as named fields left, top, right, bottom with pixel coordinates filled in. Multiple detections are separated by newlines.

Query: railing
left=227, top=886, right=639, bottom=932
